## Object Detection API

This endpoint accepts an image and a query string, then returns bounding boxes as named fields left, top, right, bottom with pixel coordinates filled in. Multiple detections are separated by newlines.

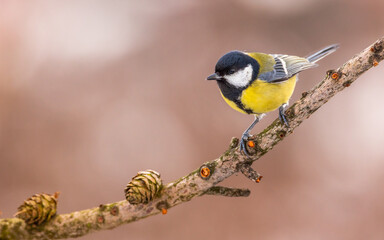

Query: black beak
left=206, top=73, right=220, bottom=81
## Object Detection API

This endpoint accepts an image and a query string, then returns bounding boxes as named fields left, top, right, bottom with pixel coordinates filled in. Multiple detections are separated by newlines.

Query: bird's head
left=207, top=51, right=259, bottom=88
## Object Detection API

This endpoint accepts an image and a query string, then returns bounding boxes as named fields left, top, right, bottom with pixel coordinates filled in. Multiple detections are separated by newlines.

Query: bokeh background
left=1, top=0, right=384, bottom=239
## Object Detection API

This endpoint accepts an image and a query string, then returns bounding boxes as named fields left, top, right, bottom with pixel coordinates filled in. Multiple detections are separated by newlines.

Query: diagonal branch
left=1, top=37, right=383, bottom=240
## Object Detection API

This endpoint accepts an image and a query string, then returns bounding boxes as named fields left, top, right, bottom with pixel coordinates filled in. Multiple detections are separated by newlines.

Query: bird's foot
left=279, top=105, right=290, bottom=127
left=279, top=112, right=290, bottom=127
left=239, top=132, right=252, bottom=156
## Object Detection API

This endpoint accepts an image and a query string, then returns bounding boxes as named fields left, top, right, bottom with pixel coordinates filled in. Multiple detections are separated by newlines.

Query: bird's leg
left=279, top=103, right=290, bottom=127
left=239, top=114, right=265, bottom=155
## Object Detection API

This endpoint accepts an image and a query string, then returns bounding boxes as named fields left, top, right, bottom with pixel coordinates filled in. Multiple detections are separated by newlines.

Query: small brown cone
left=125, top=170, right=163, bottom=204
left=15, top=192, right=59, bottom=225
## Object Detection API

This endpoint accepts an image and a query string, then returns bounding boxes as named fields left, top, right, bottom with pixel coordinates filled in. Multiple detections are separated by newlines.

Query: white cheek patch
left=225, top=64, right=253, bottom=88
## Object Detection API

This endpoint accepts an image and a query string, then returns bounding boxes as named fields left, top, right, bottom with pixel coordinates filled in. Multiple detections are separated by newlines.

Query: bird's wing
left=258, top=54, right=317, bottom=83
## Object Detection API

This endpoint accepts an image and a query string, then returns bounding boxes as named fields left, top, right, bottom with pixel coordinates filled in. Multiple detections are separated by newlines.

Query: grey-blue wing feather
left=259, top=54, right=317, bottom=83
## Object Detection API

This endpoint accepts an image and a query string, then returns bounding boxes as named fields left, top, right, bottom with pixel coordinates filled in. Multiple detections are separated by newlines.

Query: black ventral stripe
left=217, top=81, right=254, bottom=114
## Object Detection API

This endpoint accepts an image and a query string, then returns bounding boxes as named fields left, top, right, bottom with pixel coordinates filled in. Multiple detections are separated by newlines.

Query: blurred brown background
left=1, top=0, right=384, bottom=239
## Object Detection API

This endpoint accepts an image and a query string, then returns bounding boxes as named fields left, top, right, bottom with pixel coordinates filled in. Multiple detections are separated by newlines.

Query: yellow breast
left=241, top=76, right=297, bottom=114
left=220, top=92, right=248, bottom=114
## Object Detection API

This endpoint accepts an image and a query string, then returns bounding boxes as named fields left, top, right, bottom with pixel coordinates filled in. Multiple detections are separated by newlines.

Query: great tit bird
left=207, top=44, right=338, bottom=155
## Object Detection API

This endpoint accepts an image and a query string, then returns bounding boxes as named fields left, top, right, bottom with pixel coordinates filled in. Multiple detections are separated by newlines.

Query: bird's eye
left=228, top=69, right=236, bottom=74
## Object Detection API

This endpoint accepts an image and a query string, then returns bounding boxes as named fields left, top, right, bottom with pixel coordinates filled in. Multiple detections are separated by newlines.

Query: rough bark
left=1, top=37, right=383, bottom=240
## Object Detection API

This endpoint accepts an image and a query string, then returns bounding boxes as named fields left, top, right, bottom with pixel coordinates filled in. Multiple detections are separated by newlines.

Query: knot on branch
left=245, top=140, right=257, bottom=155
left=371, top=40, right=383, bottom=53
left=326, top=69, right=342, bottom=81
left=369, top=39, right=384, bottom=67
left=156, top=201, right=170, bottom=215
left=199, top=162, right=217, bottom=180
left=238, top=138, right=258, bottom=156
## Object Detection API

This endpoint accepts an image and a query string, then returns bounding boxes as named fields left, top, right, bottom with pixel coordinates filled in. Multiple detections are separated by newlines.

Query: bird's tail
left=306, top=44, right=339, bottom=63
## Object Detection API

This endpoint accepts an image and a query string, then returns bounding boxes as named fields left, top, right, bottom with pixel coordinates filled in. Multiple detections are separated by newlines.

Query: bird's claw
left=279, top=104, right=290, bottom=127
left=279, top=112, right=290, bottom=127
left=239, top=133, right=251, bottom=156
